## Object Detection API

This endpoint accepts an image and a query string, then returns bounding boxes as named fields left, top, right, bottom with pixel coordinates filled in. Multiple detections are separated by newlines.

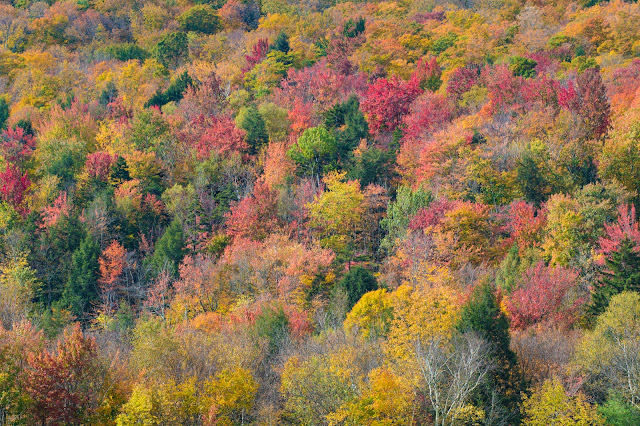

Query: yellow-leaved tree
left=327, top=366, right=415, bottom=426
left=522, top=378, right=605, bottom=426
left=280, top=355, right=356, bottom=425
left=308, top=171, right=365, bottom=260
left=344, top=288, right=394, bottom=340
left=574, top=291, right=640, bottom=408
left=0, top=253, right=39, bottom=329
left=204, top=367, right=259, bottom=425
left=386, top=268, right=462, bottom=363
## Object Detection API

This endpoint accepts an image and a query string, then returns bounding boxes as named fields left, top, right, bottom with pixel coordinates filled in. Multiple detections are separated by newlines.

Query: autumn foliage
left=2, top=0, right=640, bottom=423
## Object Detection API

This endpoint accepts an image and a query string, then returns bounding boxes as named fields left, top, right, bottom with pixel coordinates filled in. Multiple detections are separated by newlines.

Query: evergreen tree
left=335, top=266, right=378, bottom=309
left=516, top=152, right=549, bottom=207
left=103, top=43, right=148, bottom=62
left=457, top=282, right=523, bottom=424
left=150, top=219, right=185, bottom=276
left=59, top=234, right=100, bottom=321
left=342, top=17, right=365, bottom=38
left=338, top=96, right=368, bottom=158
left=15, top=119, right=34, bottom=136
left=34, top=215, right=86, bottom=307
left=99, top=81, right=118, bottom=106
left=145, top=71, right=193, bottom=108
left=272, top=32, right=290, bottom=53
left=155, top=32, right=189, bottom=69
left=324, top=95, right=369, bottom=169
left=589, top=237, right=640, bottom=319
left=348, top=147, right=393, bottom=187
left=238, top=106, right=268, bottom=155
left=0, top=98, right=9, bottom=130
left=109, top=156, right=130, bottom=186
left=253, top=306, right=290, bottom=355
left=509, top=56, right=537, bottom=78
left=164, top=71, right=193, bottom=104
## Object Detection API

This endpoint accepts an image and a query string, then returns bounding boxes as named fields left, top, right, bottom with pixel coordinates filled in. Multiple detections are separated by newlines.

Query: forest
left=1, top=0, right=640, bottom=423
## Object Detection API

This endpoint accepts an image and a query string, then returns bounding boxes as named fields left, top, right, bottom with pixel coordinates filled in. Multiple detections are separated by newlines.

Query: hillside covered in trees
left=2, top=0, right=640, bottom=423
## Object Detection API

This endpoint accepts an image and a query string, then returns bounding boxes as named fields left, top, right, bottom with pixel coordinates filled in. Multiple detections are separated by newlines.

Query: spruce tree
left=238, top=106, right=268, bottom=155
left=60, top=234, right=100, bottom=320
left=589, top=237, right=640, bottom=319
left=155, top=32, right=189, bottom=69
left=334, top=266, right=378, bottom=309
left=145, top=71, right=193, bottom=108
left=150, top=219, right=185, bottom=276
left=457, top=281, right=523, bottom=424
left=324, top=95, right=369, bottom=169
left=0, top=98, right=9, bottom=130
left=272, top=32, right=290, bottom=53
left=516, top=152, right=548, bottom=207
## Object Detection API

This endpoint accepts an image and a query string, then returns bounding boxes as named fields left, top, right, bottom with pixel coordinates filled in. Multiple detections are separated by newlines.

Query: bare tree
left=414, top=333, right=493, bottom=426
left=603, top=327, right=640, bottom=408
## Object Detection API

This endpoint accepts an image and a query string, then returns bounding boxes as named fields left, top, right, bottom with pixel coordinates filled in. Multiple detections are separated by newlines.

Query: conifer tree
left=516, top=152, right=549, bottom=207
left=151, top=219, right=185, bottom=276
left=457, top=281, right=523, bottom=424
left=335, top=266, right=378, bottom=309
left=155, top=32, right=189, bottom=69
left=0, top=98, right=9, bottom=130
left=60, top=234, right=100, bottom=320
left=238, top=106, right=268, bottom=155
left=272, top=32, right=290, bottom=53
left=589, top=237, right=640, bottom=319
left=324, top=95, right=369, bottom=168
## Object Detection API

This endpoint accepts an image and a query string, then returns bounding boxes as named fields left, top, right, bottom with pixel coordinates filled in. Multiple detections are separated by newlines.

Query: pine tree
left=589, top=237, right=640, bottom=319
left=339, top=96, right=368, bottom=160
left=109, top=155, right=130, bottom=186
left=457, top=281, right=523, bottom=424
left=60, top=234, right=100, bottom=321
left=342, top=17, right=365, bottom=38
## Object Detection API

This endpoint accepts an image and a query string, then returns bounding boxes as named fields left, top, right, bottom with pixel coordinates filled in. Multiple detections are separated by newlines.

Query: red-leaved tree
left=401, top=92, right=453, bottom=142
left=506, top=262, right=583, bottom=330
left=0, top=163, right=30, bottom=216
left=361, top=75, right=422, bottom=135
left=0, top=127, right=36, bottom=168
left=558, top=68, right=610, bottom=139
left=225, top=181, right=282, bottom=241
left=576, top=67, right=611, bottom=140
left=446, top=64, right=481, bottom=100
left=24, top=324, right=102, bottom=424
left=275, top=60, right=368, bottom=115
left=597, top=204, right=640, bottom=260
left=41, top=191, right=70, bottom=229
left=243, top=38, right=269, bottom=73
left=85, top=151, right=115, bottom=182
left=183, top=114, right=248, bottom=160
left=504, top=201, right=547, bottom=253
left=410, top=57, right=442, bottom=92
left=98, top=240, right=126, bottom=315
